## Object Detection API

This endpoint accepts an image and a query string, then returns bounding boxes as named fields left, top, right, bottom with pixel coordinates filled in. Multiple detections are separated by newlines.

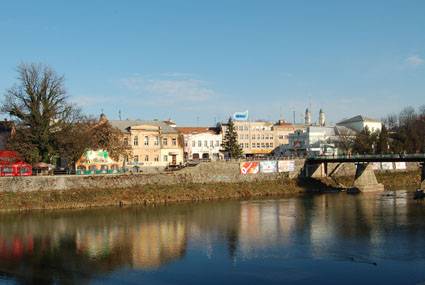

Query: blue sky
left=1, top=0, right=424, bottom=125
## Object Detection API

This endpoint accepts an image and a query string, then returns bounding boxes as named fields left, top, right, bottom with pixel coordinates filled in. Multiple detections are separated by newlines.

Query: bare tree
left=335, top=127, right=355, bottom=153
left=2, top=63, right=81, bottom=163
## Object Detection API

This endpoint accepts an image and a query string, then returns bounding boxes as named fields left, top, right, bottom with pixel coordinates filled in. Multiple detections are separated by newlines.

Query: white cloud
left=120, top=74, right=217, bottom=104
left=405, top=55, right=424, bottom=67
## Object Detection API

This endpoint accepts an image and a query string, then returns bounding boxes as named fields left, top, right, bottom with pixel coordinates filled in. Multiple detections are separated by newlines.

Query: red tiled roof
left=177, top=127, right=219, bottom=135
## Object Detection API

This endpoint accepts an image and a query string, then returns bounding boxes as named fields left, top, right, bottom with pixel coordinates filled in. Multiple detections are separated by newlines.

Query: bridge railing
left=306, top=153, right=425, bottom=160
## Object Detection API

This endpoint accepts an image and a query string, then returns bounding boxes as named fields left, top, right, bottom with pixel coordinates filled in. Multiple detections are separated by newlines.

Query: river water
left=0, top=190, right=424, bottom=284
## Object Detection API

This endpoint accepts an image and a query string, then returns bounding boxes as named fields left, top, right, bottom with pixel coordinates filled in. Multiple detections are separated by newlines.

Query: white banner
left=395, top=162, right=406, bottom=170
left=381, top=162, right=393, bottom=170
left=372, top=162, right=381, bottom=170
left=278, top=160, right=295, bottom=172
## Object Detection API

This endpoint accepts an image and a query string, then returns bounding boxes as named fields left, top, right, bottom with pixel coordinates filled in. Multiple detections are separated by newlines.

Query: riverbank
left=0, top=178, right=304, bottom=211
left=0, top=170, right=420, bottom=212
left=321, top=169, right=421, bottom=189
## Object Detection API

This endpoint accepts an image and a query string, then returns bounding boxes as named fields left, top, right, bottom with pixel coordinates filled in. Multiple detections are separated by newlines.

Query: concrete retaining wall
left=0, top=160, right=305, bottom=192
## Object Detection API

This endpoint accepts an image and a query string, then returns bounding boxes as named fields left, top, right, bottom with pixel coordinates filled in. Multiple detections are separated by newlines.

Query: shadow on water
left=0, top=189, right=424, bottom=284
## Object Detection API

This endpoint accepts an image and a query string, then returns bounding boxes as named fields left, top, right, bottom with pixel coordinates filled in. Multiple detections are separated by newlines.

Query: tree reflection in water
left=0, top=191, right=423, bottom=284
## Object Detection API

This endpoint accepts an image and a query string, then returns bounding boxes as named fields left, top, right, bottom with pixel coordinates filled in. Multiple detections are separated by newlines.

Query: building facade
left=220, top=120, right=303, bottom=157
left=110, top=120, right=184, bottom=169
left=177, top=127, right=222, bottom=161
left=286, top=125, right=356, bottom=156
left=0, top=120, right=15, bottom=150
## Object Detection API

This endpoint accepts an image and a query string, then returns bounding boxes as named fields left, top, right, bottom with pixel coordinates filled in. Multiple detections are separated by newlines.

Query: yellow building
left=110, top=120, right=184, bottom=169
left=220, top=119, right=304, bottom=156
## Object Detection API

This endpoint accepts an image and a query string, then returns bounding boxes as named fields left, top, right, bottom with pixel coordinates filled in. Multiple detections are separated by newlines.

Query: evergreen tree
left=221, top=117, right=243, bottom=159
left=352, top=126, right=374, bottom=154
left=376, top=125, right=389, bottom=154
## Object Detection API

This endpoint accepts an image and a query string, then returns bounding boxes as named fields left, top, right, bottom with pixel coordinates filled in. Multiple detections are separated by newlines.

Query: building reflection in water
left=0, top=190, right=423, bottom=283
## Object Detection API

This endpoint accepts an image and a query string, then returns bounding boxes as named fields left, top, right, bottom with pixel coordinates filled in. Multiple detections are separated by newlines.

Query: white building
left=286, top=125, right=356, bottom=156
left=337, top=115, right=382, bottom=133
left=178, top=127, right=222, bottom=161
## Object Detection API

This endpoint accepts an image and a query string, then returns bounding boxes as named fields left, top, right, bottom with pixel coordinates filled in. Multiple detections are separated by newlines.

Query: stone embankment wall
left=0, top=160, right=306, bottom=192
left=0, top=159, right=419, bottom=193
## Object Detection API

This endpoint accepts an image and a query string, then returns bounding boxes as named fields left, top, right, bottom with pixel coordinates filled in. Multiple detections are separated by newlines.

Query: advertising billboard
left=240, top=161, right=259, bottom=174
left=278, top=160, right=295, bottom=172
left=381, top=162, right=394, bottom=170
left=395, top=162, right=406, bottom=170
left=260, top=161, right=277, bottom=173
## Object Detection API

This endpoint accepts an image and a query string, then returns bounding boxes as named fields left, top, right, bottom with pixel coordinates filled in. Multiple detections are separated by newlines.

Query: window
left=245, top=143, right=249, bottom=148
left=270, top=135, right=273, bottom=140
left=270, top=143, right=273, bottom=148
left=124, top=138, right=129, bottom=146
left=133, top=136, right=139, bottom=146
left=265, top=135, right=269, bottom=140
left=252, top=143, right=256, bottom=148
left=172, top=138, right=177, bottom=146
left=257, top=143, right=260, bottom=148
left=163, top=155, right=168, bottom=162
left=244, top=126, right=248, bottom=131
left=192, top=141, right=196, bottom=147
left=215, top=140, right=220, bottom=147
left=245, top=134, right=249, bottom=139
left=252, top=135, right=255, bottom=139
left=266, top=143, right=269, bottom=148
left=257, top=134, right=260, bottom=140
left=198, top=140, right=202, bottom=147
left=163, top=138, right=168, bottom=146
left=261, top=135, right=265, bottom=140
left=134, top=155, right=139, bottom=162
left=144, top=136, right=149, bottom=146
left=144, top=155, right=149, bottom=161
left=279, top=135, right=284, bottom=140
left=239, top=134, right=243, bottom=140
left=261, top=143, right=265, bottom=148
left=154, top=136, right=159, bottom=145
left=204, top=140, right=208, bottom=147
left=239, top=143, right=243, bottom=148
left=210, top=140, right=214, bottom=147
left=154, top=156, right=159, bottom=162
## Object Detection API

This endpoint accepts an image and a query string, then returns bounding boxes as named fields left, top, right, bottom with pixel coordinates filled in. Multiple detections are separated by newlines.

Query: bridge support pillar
left=352, top=163, right=384, bottom=193
left=305, top=163, right=325, bottom=178
left=421, top=163, right=425, bottom=189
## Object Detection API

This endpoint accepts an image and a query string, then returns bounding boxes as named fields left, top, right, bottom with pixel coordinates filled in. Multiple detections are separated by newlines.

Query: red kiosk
left=0, top=151, right=32, bottom=177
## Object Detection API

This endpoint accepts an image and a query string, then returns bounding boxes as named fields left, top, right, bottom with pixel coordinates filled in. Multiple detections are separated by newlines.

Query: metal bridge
left=306, top=154, right=425, bottom=164
left=304, top=154, right=425, bottom=192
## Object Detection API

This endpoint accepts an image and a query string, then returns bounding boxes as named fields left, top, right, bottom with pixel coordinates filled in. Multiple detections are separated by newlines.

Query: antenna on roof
left=118, top=110, right=122, bottom=121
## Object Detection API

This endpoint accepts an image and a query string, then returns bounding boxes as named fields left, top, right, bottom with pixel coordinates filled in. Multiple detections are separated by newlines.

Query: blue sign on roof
left=233, top=111, right=249, bottom=121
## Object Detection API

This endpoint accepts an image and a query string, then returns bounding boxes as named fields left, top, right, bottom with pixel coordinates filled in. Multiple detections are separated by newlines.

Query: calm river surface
left=0, top=190, right=424, bottom=284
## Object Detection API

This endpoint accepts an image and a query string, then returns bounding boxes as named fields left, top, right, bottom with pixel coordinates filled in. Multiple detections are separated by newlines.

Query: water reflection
left=0, top=190, right=424, bottom=284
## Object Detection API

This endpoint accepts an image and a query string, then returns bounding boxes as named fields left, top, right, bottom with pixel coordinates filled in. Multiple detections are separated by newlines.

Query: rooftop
left=176, top=127, right=219, bottom=135
left=337, top=115, right=381, bottom=125
left=109, top=120, right=179, bottom=134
